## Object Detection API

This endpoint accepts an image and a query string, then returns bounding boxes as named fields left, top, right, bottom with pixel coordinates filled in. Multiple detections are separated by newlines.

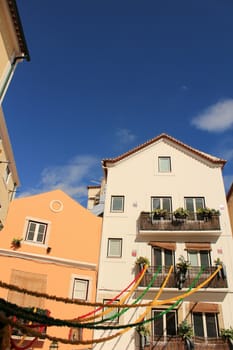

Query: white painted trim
left=0, top=249, right=97, bottom=270
left=69, top=273, right=93, bottom=301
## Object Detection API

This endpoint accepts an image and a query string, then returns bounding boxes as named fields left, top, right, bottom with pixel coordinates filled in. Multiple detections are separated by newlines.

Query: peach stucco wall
left=0, top=189, right=102, bottom=350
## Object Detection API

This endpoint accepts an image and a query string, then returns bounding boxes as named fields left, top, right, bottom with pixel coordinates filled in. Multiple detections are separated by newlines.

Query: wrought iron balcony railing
left=139, top=266, right=228, bottom=289
left=138, top=212, right=221, bottom=232
left=143, top=336, right=229, bottom=349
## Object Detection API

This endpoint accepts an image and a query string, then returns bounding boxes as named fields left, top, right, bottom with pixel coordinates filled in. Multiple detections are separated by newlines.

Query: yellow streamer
left=82, top=264, right=148, bottom=322
left=155, top=264, right=222, bottom=306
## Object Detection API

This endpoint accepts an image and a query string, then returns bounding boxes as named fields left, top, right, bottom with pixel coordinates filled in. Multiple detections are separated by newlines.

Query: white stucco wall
left=94, top=138, right=233, bottom=350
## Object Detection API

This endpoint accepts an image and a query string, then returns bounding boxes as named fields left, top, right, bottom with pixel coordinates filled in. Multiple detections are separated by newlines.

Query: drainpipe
left=0, top=55, right=29, bottom=105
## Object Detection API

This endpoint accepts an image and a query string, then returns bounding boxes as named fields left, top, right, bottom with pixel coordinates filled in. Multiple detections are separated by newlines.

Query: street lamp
left=49, top=341, right=59, bottom=350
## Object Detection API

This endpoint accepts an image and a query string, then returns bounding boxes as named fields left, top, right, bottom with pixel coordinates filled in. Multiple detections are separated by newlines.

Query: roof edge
left=7, top=0, right=30, bottom=61
left=102, top=133, right=226, bottom=168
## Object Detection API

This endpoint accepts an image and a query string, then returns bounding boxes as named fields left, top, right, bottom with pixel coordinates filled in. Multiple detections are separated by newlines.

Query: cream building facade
left=0, top=107, right=19, bottom=227
left=0, top=0, right=30, bottom=104
left=90, top=133, right=233, bottom=350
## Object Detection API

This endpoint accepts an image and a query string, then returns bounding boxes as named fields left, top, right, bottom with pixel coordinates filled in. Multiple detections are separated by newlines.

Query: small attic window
left=158, top=156, right=171, bottom=173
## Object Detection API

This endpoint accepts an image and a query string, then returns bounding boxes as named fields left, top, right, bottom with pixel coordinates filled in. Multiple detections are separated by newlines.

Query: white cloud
left=191, top=99, right=233, bottom=132
left=17, top=155, right=101, bottom=204
left=115, top=128, right=136, bottom=144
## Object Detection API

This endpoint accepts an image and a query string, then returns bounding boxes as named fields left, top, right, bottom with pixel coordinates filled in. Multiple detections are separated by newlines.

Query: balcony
left=138, top=212, right=221, bottom=236
left=143, top=336, right=229, bottom=349
left=139, top=266, right=228, bottom=289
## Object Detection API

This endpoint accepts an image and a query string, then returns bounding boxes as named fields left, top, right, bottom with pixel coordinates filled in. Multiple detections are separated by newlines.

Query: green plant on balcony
left=178, top=320, right=193, bottom=339
left=11, top=237, right=22, bottom=249
left=214, top=257, right=227, bottom=280
left=136, top=323, right=151, bottom=337
left=196, top=207, right=220, bottom=220
left=214, top=257, right=223, bottom=266
left=135, top=256, right=150, bottom=271
left=173, top=207, right=189, bottom=219
left=176, top=255, right=191, bottom=290
left=178, top=320, right=194, bottom=349
left=136, top=324, right=151, bottom=348
left=221, top=327, right=233, bottom=347
left=152, top=208, right=167, bottom=220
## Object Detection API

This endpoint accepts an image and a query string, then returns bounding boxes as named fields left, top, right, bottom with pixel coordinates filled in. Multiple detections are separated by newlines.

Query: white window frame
left=151, top=196, right=172, bottom=212
left=102, top=299, right=120, bottom=323
left=193, top=312, right=219, bottom=338
left=69, top=274, right=92, bottom=302
left=158, top=156, right=171, bottom=173
left=184, top=197, right=205, bottom=220
left=110, top=196, right=124, bottom=212
left=72, top=278, right=89, bottom=300
left=25, top=221, right=47, bottom=244
left=24, top=217, right=50, bottom=246
left=152, top=247, right=174, bottom=267
left=187, top=250, right=211, bottom=267
left=152, top=309, right=177, bottom=337
left=107, top=238, right=122, bottom=258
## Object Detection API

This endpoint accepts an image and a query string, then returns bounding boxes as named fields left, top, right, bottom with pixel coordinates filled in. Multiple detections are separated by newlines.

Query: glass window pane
left=27, top=222, right=36, bottom=241
left=206, top=313, right=218, bottom=338
left=166, top=312, right=176, bottom=336
left=185, top=198, right=194, bottom=212
left=188, top=251, right=198, bottom=266
left=193, top=313, right=204, bottom=337
left=103, top=299, right=119, bottom=322
left=195, top=198, right=205, bottom=210
left=162, top=198, right=171, bottom=212
left=164, top=249, right=173, bottom=267
left=111, top=196, right=124, bottom=212
left=200, top=251, right=210, bottom=267
left=158, top=157, right=171, bottom=172
left=108, top=239, right=122, bottom=257
left=153, top=311, right=163, bottom=336
left=154, top=248, right=162, bottom=267
left=152, top=197, right=160, bottom=210
left=37, top=224, right=46, bottom=242
left=73, top=279, right=88, bottom=300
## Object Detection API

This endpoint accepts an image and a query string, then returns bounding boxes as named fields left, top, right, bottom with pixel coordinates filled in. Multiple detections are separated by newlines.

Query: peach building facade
left=0, top=189, right=102, bottom=350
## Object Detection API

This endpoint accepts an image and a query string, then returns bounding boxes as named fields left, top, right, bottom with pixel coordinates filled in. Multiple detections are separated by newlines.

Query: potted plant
left=11, top=237, right=22, bottom=249
left=176, top=255, right=191, bottom=290
left=152, top=208, right=167, bottom=220
left=221, top=327, right=233, bottom=349
left=136, top=323, right=150, bottom=348
left=173, top=207, right=189, bottom=220
left=196, top=207, right=220, bottom=220
left=178, top=320, right=194, bottom=349
left=135, top=256, right=150, bottom=271
left=214, top=258, right=226, bottom=280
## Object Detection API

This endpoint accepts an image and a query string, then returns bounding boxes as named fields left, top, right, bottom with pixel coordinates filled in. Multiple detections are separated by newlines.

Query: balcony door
left=153, top=247, right=174, bottom=268
left=184, top=197, right=205, bottom=220
left=151, top=197, right=172, bottom=218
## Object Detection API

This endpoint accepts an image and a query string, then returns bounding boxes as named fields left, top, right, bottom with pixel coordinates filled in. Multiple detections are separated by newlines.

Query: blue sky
left=3, top=0, right=233, bottom=205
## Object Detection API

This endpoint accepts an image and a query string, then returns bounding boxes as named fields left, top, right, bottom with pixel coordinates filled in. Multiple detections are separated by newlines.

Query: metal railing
left=138, top=212, right=221, bottom=232
left=139, top=265, right=227, bottom=289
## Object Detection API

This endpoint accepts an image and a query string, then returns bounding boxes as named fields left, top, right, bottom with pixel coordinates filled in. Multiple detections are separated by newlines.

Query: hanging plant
left=178, top=320, right=193, bottom=339
left=11, top=238, right=22, bottom=249
left=176, top=255, right=191, bottom=290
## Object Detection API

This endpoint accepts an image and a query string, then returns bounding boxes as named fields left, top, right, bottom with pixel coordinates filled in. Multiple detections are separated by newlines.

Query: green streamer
left=0, top=267, right=204, bottom=331
left=86, top=265, right=162, bottom=325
